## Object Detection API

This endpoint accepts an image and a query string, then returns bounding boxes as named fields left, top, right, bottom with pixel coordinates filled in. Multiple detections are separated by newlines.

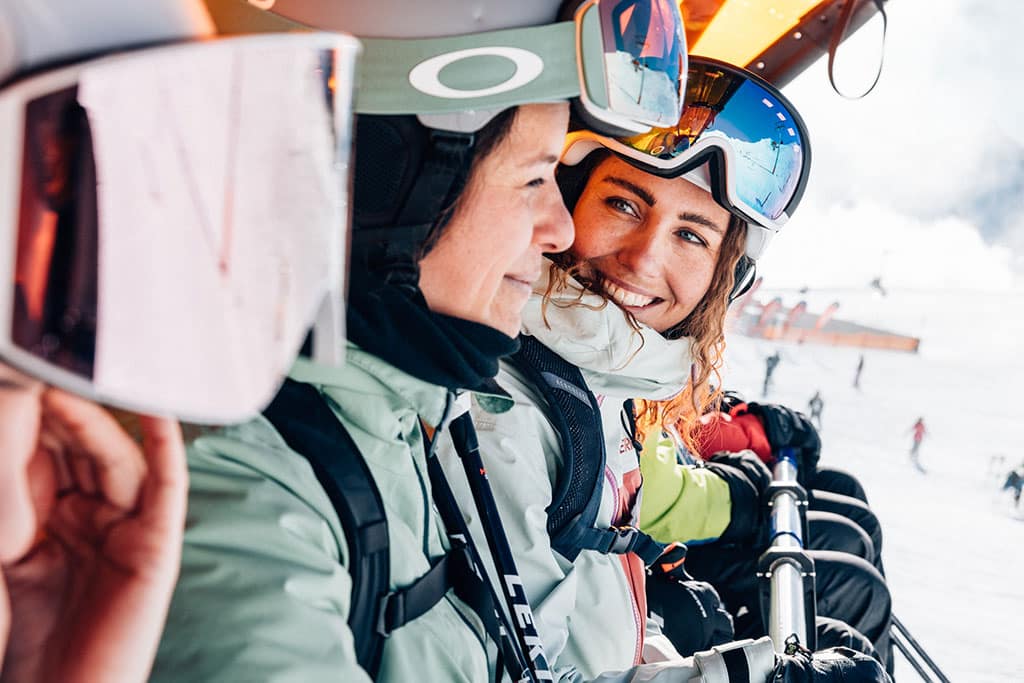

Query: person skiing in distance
left=762, top=350, right=781, bottom=397
left=808, top=390, right=824, bottom=429
left=909, top=417, right=927, bottom=471
left=853, top=354, right=865, bottom=390
left=1003, top=462, right=1024, bottom=507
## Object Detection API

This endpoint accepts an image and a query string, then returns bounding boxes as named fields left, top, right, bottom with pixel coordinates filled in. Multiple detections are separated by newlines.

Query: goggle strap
left=395, top=129, right=475, bottom=229
left=356, top=23, right=579, bottom=114
left=349, top=131, right=475, bottom=285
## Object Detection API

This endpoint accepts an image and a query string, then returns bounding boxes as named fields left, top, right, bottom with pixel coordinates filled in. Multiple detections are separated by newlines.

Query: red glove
left=694, top=403, right=772, bottom=464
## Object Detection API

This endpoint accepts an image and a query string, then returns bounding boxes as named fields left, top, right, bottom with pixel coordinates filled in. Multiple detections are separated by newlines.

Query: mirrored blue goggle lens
left=708, top=78, right=804, bottom=221
left=620, top=63, right=806, bottom=221
left=598, top=0, right=685, bottom=127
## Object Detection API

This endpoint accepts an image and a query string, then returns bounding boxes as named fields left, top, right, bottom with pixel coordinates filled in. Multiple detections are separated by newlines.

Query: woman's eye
left=606, top=197, right=638, bottom=217
left=525, top=177, right=546, bottom=188
left=676, top=229, right=707, bottom=246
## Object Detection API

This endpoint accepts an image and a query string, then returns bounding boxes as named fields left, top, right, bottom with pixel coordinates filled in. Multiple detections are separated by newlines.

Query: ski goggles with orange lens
left=562, top=56, right=811, bottom=232
left=347, top=0, right=686, bottom=134
left=0, top=33, right=359, bottom=423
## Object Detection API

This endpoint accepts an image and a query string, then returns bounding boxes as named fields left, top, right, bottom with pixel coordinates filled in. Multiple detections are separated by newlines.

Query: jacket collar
left=289, top=343, right=514, bottom=426
left=519, top=267, right=693, bottom=401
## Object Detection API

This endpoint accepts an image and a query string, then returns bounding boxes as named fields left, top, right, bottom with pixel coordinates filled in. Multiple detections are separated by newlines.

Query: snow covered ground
left=722, top=288, right=1024, bottom=682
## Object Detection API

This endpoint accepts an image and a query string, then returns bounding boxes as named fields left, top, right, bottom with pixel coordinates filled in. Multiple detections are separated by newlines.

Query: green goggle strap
left=355, top=22, right=583, bottom=114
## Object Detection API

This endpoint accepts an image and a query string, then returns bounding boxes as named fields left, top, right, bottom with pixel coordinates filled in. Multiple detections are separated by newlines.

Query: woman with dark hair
left=153, top=104, right=574, bottom=683
left=147, top=1, right=595, bottom=679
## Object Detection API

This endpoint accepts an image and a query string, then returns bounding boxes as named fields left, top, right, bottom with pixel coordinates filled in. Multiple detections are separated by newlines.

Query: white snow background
left=718, top=2, right=1024, bottom=675
left=722, top=288, right=1024, bottom=682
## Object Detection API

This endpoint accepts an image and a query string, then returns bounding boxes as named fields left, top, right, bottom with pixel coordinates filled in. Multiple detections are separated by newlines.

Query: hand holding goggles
left=0, top=33, right=359, bottom=423
left=351, top=0, right=686, bottom=134
left=562, top=56, right=811, bottom=255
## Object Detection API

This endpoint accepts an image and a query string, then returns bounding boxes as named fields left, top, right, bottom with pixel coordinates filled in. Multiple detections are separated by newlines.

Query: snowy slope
left=722, top=289, right=1024, bottom=682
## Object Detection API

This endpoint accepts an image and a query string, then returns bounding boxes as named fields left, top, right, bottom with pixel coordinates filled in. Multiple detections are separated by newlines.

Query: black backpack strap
left=376, top=549, right=466, bottom=637
left=573, top=524, right=668, bottom=567
left=263, top=379, right=477, bottom=676
left=506, top=336, right=665, bottom=566
left=263, top=378, right=388, bottom=675
left=507, top=335, right=605, bottom=563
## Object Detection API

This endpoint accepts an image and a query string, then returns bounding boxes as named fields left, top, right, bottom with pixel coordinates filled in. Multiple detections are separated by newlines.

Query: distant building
left=731, top=301, right=920, bottom=353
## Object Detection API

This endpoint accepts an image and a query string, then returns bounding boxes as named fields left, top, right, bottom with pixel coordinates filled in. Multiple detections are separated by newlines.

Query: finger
left=134, top=416, right=188, bottom=537
left=41, top=390, right=146, bottom=511
left=40, top=400, right=102, bottom=497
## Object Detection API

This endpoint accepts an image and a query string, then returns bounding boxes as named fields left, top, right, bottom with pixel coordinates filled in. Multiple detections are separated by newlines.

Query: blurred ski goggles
left=349, top=0, right=686, bottom=134
left=562, top=56, right=811, bottom=254
left=0, top=33, right=359, bottom=423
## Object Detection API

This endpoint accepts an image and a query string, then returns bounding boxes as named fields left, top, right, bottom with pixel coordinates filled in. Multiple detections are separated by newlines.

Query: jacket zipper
left=606, top=465, right=643, bottom=666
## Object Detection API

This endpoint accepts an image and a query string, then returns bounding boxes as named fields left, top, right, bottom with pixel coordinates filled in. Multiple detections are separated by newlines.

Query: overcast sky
left=757, top=0, right=1024, bottom=292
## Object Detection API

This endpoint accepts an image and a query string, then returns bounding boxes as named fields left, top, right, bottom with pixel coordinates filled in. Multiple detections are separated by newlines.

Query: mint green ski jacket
left=151, top=344, right=491, bottom=682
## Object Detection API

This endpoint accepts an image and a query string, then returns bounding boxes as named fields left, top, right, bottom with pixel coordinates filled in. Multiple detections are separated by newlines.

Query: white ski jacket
left=438, top=269, right=721, bottom=682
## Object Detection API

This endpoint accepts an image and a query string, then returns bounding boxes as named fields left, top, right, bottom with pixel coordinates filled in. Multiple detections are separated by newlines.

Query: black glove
left=708, top=450, right=772, bottom=496
left=647, top=545, right=735, bottom=655
left=705, top=451, right=772, bottom=543
left=773, top=646, right=891, bottom=682
left=746, top=402, right=821, bottom=488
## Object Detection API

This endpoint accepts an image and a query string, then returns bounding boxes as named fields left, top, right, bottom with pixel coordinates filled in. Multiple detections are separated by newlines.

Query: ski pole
left=891, top=627, right=935, bottom=682
left=423, top=395, right=541, bottom=682
left=449, top=412, right=554, bottom=681
left=891, top=614, right=952, bottom=683
left=758, top=447, right=817, bottom=652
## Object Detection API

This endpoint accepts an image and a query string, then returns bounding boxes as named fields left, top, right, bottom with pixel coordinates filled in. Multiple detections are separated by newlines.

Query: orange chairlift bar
left=682, top=0, right=888, bottom=87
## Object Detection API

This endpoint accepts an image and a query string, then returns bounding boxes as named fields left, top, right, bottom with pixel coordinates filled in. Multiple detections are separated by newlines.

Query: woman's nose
left=615, top=227, right=663, bottom=277
left=535, top=185, right=574, bottom=254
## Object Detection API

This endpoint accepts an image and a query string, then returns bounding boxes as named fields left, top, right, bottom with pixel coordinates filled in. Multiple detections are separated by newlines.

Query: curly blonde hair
left=552, top=151, right=747, bottom=455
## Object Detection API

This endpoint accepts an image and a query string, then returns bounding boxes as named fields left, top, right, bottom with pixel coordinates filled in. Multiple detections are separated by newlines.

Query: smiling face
left=568, top=155, right=733, bottom=334
left=419, top=103, right=574, bottom=337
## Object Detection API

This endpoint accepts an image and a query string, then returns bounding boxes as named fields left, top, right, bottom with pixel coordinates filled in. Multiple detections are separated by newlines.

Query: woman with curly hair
left=436, top=58, right=890, bottom=682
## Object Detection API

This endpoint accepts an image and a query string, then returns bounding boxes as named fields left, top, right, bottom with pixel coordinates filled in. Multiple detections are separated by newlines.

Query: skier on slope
left=1003, top=462, right=1024, bottom=507
left=909, top=417, right=927, bottom=471
left=763, top=350, right=781, bottom=396
left=853, top=354, right=865, bottom=389
left=808, top=390, right=824, bottom=429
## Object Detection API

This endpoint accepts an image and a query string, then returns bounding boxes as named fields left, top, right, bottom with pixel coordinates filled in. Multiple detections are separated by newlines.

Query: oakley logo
left=409, top=47, right=544, bottom=100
